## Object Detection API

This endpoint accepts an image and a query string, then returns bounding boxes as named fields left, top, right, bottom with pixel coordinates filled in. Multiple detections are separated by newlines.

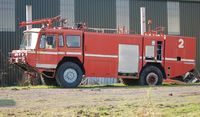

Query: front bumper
left=9, top=51, right=36, bottom=72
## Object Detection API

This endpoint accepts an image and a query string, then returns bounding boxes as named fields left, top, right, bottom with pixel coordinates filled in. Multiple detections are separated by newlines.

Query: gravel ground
left=0, top=85, right=200, bottom=117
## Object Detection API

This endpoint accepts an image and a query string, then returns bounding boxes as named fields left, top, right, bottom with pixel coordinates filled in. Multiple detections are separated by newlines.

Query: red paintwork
left=84, top=32, right=143, bottom=78
left=10, top=17, right=196, bottom=80
left=164, top=36, right=196, bottom=78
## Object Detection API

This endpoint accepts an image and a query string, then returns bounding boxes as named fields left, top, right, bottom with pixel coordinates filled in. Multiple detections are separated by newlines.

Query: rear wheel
left=139, top=66, right=163, bottom=86
left=121, top=79, right=139, bottom=86
left=56, top=62, right=83, bottom=88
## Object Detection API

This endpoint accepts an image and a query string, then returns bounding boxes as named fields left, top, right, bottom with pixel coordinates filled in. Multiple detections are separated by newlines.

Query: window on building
left=0, top=0, right=15, bottom=32
left=66, top=35, right=81, bottom=48
left=40, top=35, right=56, bottom=49
left=167, top=2, right=180, bottom=35
left=60, top=0, right=74, bottom=27
left=116, top=0, right=130, bottom=31
left=59, top=35, right=64, bottom=47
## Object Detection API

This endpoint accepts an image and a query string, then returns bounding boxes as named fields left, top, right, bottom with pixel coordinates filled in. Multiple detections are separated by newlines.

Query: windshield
left=20, top=32, right=38, bottom=50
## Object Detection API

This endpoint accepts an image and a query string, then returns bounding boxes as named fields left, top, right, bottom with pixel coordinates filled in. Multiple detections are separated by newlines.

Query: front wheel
left=56, top=62, right=83, bottom=88
left=139, top=66, right=163, bottom=86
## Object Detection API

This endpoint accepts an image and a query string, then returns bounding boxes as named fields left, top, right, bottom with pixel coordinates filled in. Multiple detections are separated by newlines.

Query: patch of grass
left=160, top=103, right=200, bottom=117
left=2, top=102, right=200, bottom=117
left=162, top=83, right=200, bottom=87
left=79, top=82, right=200, bottom=89
left=79, top=83, right=158, bottom=89
left=0, top=85, right=60, bottom=90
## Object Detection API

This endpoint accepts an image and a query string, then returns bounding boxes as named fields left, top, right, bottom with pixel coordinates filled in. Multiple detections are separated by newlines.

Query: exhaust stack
left=140, top=7, right=146, bottom=35
left=26, top=5, right=32, bottom=30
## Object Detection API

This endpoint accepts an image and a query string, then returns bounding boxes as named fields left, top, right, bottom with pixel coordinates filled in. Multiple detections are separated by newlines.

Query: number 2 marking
left=178, top=39, right=184, bottom=48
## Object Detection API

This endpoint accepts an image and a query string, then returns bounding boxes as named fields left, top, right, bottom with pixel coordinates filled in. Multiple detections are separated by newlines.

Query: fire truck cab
left=10, top=16, right=196, bottom=88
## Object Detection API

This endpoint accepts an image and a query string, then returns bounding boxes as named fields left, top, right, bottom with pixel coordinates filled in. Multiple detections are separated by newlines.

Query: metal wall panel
left=86, top=77, right=117, bottom=85
left=116, top=0, right=130, bottom=30
left=75, top=0, right=116, bottom=29
left=60, top=0, right=75, bottom=27
left=130, top=0, right=168, bottom=34
left=167, top=1, right=180, bottom=35
left=0, top=0, right=60, bottom=86
left=0, top=0, right=15, bottom=32
left=75, top=0, right=117, bottom=84
left=180, top=2, right=200, bottom=69
left=0, top=32, right=20, bottom=86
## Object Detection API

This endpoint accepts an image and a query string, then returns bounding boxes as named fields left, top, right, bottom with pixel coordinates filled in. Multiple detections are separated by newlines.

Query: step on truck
left=10, top=16, right=196, bottom=88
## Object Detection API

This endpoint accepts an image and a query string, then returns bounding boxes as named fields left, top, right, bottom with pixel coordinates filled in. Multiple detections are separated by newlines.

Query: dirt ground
left=0, top=85, right=200, bottom=117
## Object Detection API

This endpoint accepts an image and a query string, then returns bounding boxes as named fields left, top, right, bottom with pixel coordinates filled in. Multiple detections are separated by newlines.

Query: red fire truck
left=10, top=16, right=196, bottom=88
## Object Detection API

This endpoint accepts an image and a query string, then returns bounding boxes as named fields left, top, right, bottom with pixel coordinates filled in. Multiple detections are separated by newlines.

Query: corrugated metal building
left=0, top=0, right=200, bottom=86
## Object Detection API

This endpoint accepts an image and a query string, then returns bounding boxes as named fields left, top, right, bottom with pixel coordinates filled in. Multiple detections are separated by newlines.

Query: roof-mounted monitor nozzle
left=19, top=15, right=61, bottom=28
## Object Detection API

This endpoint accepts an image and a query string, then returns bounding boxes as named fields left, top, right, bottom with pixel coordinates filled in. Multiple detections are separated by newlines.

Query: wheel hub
left=146, top=73, right=158, bottom=86
left=63, top=68, right=77, bottom=83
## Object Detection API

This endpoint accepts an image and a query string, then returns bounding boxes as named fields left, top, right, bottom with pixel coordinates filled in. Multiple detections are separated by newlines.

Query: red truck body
left=10, top=17, right=196, bottom=87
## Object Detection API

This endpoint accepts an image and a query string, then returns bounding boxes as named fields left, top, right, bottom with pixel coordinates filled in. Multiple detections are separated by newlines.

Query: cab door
left=36, top=33, right=58, bottom=69
left=65, top=31, right=83, bottom=63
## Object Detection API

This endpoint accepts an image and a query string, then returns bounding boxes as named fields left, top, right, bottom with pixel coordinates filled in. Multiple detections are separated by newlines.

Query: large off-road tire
left=40, top=74, right=58, bottom=86
left=139, top=66, right=163, bottom=86
left=56, top=62, right=83, bottom=88
left=121, top=79, right=139, bottom=86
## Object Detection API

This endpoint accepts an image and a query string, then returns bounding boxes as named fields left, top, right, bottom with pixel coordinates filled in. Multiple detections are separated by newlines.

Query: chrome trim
left=165, top=58, right=195, bottom=62
left=182, top=59, right=195, bottom=62
left=165, top=58, right=177, bottom=61
left=36, top=51, right=80, bottom=55
left=36, top=64, right=57, bottom=68
left=57, top=52, right=65, bottom=55
left=145, top=60, right=162, bottom=63
left=66, top=52, right=82, bottom=55
left=85, top=54, right=118, bottom=58
left=27, top=51, right=36, bottom=54
left=37, top=51, right=58, bottom=55
left=184, top=62, right=195, bottom=64
left=34, top=51, right=69, bottom=55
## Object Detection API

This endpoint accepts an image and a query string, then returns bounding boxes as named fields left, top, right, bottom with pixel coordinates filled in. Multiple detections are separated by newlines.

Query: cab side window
left=66, top=35, right=81, bottom=48
left=39, top=35, right=56, bottom=49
